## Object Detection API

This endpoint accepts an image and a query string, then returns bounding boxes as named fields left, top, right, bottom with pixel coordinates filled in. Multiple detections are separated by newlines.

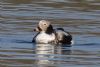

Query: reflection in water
left=35, top=44, right=71, bottom=65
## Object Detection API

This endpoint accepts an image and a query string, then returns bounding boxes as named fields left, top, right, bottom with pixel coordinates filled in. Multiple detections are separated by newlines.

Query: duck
left=32, top=20, right=73, bottom=45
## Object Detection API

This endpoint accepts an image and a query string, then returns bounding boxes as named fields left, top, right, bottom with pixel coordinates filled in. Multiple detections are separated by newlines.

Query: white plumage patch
left=36, top=31, right=55, bottom=43
left=71, top=40, right=74, bottom=45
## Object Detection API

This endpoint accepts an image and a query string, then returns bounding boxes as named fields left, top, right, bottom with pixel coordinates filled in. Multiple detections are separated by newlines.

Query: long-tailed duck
left=32, top=20, right=73, bottom=45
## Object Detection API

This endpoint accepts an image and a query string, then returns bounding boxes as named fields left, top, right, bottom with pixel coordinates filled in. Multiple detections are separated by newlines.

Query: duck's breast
left=36, top=32, right=55, bottom=43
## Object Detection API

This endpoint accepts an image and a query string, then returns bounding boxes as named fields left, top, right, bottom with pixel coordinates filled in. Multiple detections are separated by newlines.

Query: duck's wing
left=56, top=28, right=72, bottom=44
left=32, top=32, right=40, bottom=42
left=56, top=27, right=72, bottom=36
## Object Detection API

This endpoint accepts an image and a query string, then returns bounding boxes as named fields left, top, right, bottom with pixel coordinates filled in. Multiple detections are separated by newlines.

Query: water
left=0, top=0, right=100, bottom=67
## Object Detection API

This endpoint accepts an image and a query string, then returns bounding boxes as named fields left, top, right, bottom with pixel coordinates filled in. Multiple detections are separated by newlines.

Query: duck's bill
left=34, top=26, right=42, bottom=32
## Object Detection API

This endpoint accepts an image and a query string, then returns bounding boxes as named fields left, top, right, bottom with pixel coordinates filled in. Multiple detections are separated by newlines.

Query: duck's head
left=34, top=20, right=54, bottom=34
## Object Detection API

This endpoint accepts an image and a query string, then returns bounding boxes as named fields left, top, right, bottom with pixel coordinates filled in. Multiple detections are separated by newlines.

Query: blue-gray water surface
left=0, top=0, right=100, bottom=67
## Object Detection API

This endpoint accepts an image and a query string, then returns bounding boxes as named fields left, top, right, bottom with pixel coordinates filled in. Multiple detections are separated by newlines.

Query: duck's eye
left=44, top=24, right=46, bottom=25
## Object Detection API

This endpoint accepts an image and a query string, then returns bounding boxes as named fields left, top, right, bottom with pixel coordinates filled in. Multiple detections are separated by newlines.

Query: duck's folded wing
left=32, top=32, right=40, bottom=42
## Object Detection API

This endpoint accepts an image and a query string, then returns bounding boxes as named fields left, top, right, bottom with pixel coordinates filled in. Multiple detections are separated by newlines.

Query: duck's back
left=56, top=28, right=72, bottom=44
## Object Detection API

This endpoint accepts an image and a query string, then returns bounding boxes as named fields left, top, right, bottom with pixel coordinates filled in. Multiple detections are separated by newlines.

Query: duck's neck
left=45, top=25, right=54, bottom=34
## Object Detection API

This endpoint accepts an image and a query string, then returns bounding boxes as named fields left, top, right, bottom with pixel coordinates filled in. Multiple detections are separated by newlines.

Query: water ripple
left=0, top=0, right=100, bottom=67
